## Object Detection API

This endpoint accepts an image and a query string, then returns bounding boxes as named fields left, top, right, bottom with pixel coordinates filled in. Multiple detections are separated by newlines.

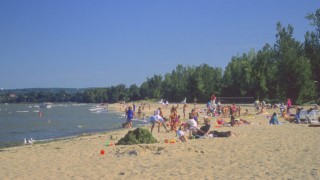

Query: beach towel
left=212, top=130, right=231, bottom=137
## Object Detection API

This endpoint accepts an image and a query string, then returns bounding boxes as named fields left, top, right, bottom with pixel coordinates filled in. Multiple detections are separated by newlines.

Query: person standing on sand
left=170, top=109, right=178, bottom=131
left=211, top=94, right=216, bottom=105
left=133, top=103, right=136, bottom=117
left=231, top=103, right=237, bottom=116
left=137, top=106, right=142, bottom=119
left=286, top=98, right=292, bottom=114
left=157, top=107, right=164, bottom=118
left=183, top=104, right=187, bottom=120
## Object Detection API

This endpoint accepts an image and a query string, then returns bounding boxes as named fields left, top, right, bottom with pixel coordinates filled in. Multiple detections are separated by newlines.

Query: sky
left=0, top=0, right=318, bottom=89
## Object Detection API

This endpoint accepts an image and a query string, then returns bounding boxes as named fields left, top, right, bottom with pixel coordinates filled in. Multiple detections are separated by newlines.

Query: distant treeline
left=1, top=10, right=319, bottom=105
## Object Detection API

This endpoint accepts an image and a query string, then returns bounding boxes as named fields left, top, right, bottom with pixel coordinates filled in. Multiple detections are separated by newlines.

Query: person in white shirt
left=149, top=114, right=168, bottom=133
left=176, top=127, right=187, bottom=142
left=185, top=113, right=198, bottom=138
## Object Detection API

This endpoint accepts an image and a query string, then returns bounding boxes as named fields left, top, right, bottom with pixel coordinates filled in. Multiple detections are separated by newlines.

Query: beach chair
left=299, top=110, right=308, bottom=123
left=306, top=110, right=319, bottom=124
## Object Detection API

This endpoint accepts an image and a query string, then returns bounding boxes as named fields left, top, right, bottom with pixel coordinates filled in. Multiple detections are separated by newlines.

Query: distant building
left=9, top=94, right=16, bottom=98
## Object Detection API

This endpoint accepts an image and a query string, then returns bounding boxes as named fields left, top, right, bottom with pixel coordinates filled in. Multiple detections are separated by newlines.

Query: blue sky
left=0, top=0, right=318, bottom=89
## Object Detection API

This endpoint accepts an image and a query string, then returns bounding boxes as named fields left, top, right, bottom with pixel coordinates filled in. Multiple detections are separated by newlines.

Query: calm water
left=0, top=103, right=147, bottom=148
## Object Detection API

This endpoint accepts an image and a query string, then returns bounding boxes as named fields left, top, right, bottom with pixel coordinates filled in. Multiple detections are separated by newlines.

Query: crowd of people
left=120, top=94, right=241, bottom=142
left=120, top=95, right=319, bottom=142
left=254, top=98, right=319, bottom=124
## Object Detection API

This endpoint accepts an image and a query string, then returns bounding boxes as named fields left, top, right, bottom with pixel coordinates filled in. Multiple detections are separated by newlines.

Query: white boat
left=89, top=105, right=108, bottom=113
left=39, top=102, right=53, bottom=109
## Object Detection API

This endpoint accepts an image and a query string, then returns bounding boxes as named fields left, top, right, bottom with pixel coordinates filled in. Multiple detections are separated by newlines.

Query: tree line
left=1, top=9, right=319, bottom=104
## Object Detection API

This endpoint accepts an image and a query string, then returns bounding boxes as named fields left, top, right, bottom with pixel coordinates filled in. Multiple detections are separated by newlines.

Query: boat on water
left=39, top=102, right=53, bottom=109
left=89, top=104, right=108, bottom=114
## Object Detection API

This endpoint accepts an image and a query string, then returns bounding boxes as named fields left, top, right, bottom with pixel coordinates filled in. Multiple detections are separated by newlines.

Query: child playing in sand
left=176, top=127, right=187, bottom=142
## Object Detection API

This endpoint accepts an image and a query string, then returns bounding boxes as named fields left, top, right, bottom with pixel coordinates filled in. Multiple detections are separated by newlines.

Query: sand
left=1, top=102, right=320, bottom=179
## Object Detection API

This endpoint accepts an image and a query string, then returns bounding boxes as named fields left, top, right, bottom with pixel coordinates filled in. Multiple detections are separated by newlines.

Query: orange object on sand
left=165, top=139, right=169, bottom=143
left=100, top=150, right=105, bottom=155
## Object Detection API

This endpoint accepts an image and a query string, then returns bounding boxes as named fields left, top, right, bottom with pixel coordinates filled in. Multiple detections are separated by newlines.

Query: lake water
left=0, top=103, right=148, bottom=148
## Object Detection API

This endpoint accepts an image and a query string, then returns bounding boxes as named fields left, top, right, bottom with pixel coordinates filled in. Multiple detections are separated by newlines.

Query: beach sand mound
left=116, top=128, right=158, bottom=145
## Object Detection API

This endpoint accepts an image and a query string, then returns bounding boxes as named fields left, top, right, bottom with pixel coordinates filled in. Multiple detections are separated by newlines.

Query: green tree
left=141, top=75, right=163, bottom=100
left=162, top=64, right=188, bottom=102
left=194, top=64, right=223, bottom=101
left=186, top=68, right=205, bottom=102
left=83, top=89, right=96, bottom=103
left=275, top=22, right=316, bottom=103
left=251, top=44, right=278, bottom=100
left=221, top=52, right=254, bottom=97
left=129, top=84, right=140, bottom=101
left=305, top=9, right=320, bottom=102
left=139, top=82, right=150, bottom=100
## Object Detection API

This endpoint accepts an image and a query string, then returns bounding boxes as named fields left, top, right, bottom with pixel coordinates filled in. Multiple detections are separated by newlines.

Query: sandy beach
left=1, top=102, right=320, bottom=179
